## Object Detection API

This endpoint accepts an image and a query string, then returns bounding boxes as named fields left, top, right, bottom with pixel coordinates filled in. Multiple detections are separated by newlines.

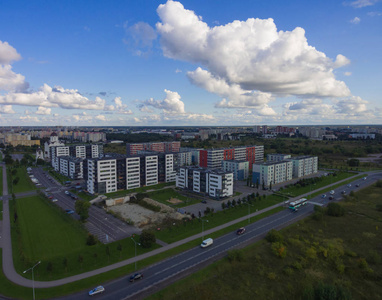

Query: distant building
left=126, top=141, right=180, bottom=155
left=348, top=133, right=375, bottom=139
left=266, top=154, right=291, bottom=162
left=252, top=160, right=293, bottom=188
left=288, top=156, right=318, bottom=178
left=176, top=166, right=233, bottom=199
left=221, top=160, right=249, bottom=180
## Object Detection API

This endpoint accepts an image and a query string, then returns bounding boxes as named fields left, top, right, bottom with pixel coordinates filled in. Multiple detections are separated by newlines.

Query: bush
left=227, top=249, right=244, bottom=263
left=327, top=203, right=345, bottom=217
left=265, top=229, right=284, bottom=243
left=86, top=234, right=97, bottom=246
left=139, top=230, right=156, bottom=248
left=271, top=242, right=287, bottom=258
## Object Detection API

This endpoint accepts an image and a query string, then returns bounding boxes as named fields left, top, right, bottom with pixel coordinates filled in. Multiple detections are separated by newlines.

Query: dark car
left=129, top=273, right=143, bottom=282
left=236, top=227, right=246, bottom=235
left=356, top=184, right=360, bottom=187
left=65, top=209, right=74, bottom=214
left=329, top=196, right=334, bottom=200
left=341, top=190, right=346, bottom=195
left=201, top=200, right=207, bottom=204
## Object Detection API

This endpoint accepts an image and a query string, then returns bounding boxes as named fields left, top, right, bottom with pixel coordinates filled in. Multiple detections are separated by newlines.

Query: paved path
left=0, top=166, right=378, bottom=288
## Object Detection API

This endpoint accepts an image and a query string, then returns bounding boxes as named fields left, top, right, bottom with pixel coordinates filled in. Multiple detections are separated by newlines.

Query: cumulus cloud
left=140, top=89, right=185, bottom=114
left=0, top=83, right=112, bottom=110
left=345, top=0, right=380, bottom=8
left=367, top=11, right=382, bottom=16
left=113, top=97, right=133, bottom=114
left=36, top=106, right=51, bottom=115
left=95, top=114, right=106, bottom=121
left=335, top=96, right=368, bottom=114
left=156, top=1, right=351, bottom=105
left=124, top=21, right=157, bottom=56
left=0, top=105, right=15, bottom=114
left=0, top=41, right=21, bottom=64
left=350, top=17, right=361, bottom=24
left=344, top=72, right=352, bottom=76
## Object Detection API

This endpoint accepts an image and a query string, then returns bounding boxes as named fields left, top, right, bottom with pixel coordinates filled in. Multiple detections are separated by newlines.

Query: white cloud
left=113, top=97, right=133, bottom=114
left=139, top=105, right=154, bottom=113
left=344, top=72, right=352, bottom=76
left=0, top=83, right=110, bottom=110
left=0, top=41, right=21, bottom=64
left=36, top=106, right=51, bottom=115
left=0, top=64, right=29, bottom=92
left=367, top=11, right=382, bottom=16
left=345, top=0, right=380, bottom=8
left=335, top=96, right=368, bottom=114
left=0, top=105, right=15, bottom=114
left=95, top=114, right=106, bottom=121
left=156, top=1, right=351, bottom=104
left=350, top=17, right=361, bottom=24
left=124, top=21, right=157, bottom=56
left=141, top=89, right=185, bottom=114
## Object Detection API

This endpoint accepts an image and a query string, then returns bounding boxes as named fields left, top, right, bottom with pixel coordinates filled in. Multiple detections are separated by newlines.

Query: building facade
left=266, top=153, right=292, bottom=162
left=221, top=160, right=249, bottom=180
left=126, top=141, right=181, bottom=155
left=252, top=160, right=293, bottom=188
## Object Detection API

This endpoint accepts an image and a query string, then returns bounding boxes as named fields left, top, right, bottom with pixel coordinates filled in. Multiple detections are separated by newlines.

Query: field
left=146, top=188, right=201, bottom=207
left=7, top=167, right=37, bottom=194
left=148, top=182, right=382, bottom=300
left=10, top=194, right=160, bottom=281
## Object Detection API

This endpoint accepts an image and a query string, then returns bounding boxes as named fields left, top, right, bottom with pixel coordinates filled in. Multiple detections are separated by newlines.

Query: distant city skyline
left=0, top=0, right=381, bottom=126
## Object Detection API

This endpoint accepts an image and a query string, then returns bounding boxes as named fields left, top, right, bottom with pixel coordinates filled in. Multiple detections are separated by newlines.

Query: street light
left=131, top=237, right=140, bottom=271
left=246, top=202, right=254, bottom=224
left=23, top=260, right=41, bottom=300
left=201, top=219, right=209, bottom=241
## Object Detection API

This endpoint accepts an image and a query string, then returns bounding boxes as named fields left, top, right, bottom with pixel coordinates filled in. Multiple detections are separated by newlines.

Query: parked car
left=356, top=184, right=360, bottom=187
left=65, top=209, right=74, bottom=214
left=329, top=196, right=334, bottom=200
left=52, top=198, right=58, bottom=202
left=321, top=194, right=326, bottom=198
left=341, top=190, right=346, bottom=195
left=201, top=200, right=207, bottom=204
left=64, top=191, right=70, bottom=195
left=329, top=190, right=335, bottom=195
left=347, top=184, right=351, bottom=188
left=129, top=273, right=143, bottom=282
left=48, top=195, right=53, bottom=199
left=88, top=286, right=105, bottom=296
left=363, top=177, right=367, bottom=180
left=236, top=227, right=246, bottom=235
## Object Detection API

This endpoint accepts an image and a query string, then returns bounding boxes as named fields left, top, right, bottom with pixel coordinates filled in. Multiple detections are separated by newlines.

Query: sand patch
left=167, top=198, right=183, bottom=205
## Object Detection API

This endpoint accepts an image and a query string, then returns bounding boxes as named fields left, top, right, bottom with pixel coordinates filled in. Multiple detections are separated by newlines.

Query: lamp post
left=201, top=219, right=209, bottom=241
left=23, top=260, right=41, bottom=300
left=131, top=237, right=140, bottom=271
left=246, top=202, right=254, bottom=224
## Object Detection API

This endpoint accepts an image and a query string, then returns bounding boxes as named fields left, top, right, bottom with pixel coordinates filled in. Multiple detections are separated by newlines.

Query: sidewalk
left=0, top=169, right=373, bottom=288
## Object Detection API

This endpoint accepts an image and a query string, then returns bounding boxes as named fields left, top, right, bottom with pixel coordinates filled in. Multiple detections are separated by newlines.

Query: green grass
left=0, top=205, right=285, bottom=299
left=155, top=194, right=285, bottom=244
left=104, top=182, right=175, bottom=198
left=70, top=190, right=97, bottom=201
left=10, top=194, right=161, bottom=281
left=48, top=168, right=71, bottom=184
left=147, top=183, right=382, bottom=300
left=146, top=188, right=201, bottom=207
left=7, top=167, right=37, bottom=194
left=279, top=171, right=356, bottom=198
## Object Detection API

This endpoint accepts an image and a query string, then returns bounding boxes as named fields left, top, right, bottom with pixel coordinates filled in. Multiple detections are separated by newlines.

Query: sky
left=0, top=0, right=381, bottom=126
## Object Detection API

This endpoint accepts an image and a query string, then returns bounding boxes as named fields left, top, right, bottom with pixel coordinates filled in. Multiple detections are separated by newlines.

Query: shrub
left=271, top=242, right=287, bottom=258
left=267, top=272, right=276, bottom=280
left=86, top=234, right=97, bottom=246
left=305, top=247, right=317, bottom=260
left=327, top=203, right=345, bottom=217
left=227, top=249, right=244, bottom=263
left=265, top=229, right=284, bottom=243
left=139, top=230, right=156, bottom=248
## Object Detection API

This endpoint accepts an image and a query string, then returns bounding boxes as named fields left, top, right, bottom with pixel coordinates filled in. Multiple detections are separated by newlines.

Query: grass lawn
left=10, top=194, right=161, bottom=281
left=0, top=166, right=3, bottom=196
left=155, top=194, right=285, bottom=244
left=147, top=182, right=382, bottom=300
left=48, top=168, right=71, bottom=184
left=146, top=188, right=201, bottom=208
left=8, top=167, right=37, bottom=194
left=105, top=182, right=174, bottom=198
left=279, top=171, right=356, bottom=198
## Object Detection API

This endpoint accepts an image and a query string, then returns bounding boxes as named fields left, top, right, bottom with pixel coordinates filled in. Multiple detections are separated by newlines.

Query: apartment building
left=266, top=153, right=291, bottom=162
left=180, top=147, right=202, bottom=165
left=199, top=145, right=264, bottom=170
left=221, top=160, right=249, bottom=180
left=126, top=156, right=141, bottom=190
left=87, top=157, right=118, bottom=194
left=252, top=160, right=293, bottom=187
left=126, top=141, right=181, bottom=155
left=289, top=156, right=318, bottom=178
left=58, top=156, right=84, bottom=179
left=176, top=166, right=234, bottom=199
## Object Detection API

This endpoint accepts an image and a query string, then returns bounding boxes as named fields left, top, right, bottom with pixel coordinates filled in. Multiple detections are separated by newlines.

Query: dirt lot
left=107, top=197, right=189, bottom=229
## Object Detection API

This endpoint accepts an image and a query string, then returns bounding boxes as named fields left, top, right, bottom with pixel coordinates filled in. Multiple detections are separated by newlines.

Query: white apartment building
left=289, top=156, right=318, bottom=178
left=176, top=166, right=234, bottom=199
left=87, top=158, right=117, bottom=194
left=266, top=153, right=291, bottom=162
left=51, top=146, right=70, bottom=170
left=178, top=151, right=192, bottom=166
left=75, top=145, right=86, bottom=158
left=252, top=160, right=293, bottom=188
left=144, top=155, right=158, bottom=186
left=59, top=156, right=83, bottom=179
left=126, top=157, right=140, bottom=190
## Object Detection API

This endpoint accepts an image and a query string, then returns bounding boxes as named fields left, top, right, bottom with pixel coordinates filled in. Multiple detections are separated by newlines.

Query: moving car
left=88, top=286, right=105, bottom=296
left=201, top=238, right=213, bottom=248
left=363, top=177, right=367, bottom=180
left=321, top=194, right=326, bottom=198
left=129, top=273, right=143, bottom=282
left=356, top=184, right=360, bottom=187
left=347, top=184, right=352, bottom=188
left=329, top=190, right=335, bottom=195
left=236, top=227, right=246, bottom=235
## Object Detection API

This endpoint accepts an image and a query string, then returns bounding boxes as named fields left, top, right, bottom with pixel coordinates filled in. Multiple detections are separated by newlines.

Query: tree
left=117, top=243, right=123, bottom=258
left=265, top=229, right=284, bottom=243
left=63, top=257, right=68, bottom=272
left=139, top=230, right=156, bottom=248
left=347, top=158, right=360, bottom=167
left=106, top=246, right=110, bottom=262
left=75, top=200, right=91, bottom=221
left=232, top=199, right=237, bottom=207
left=221, top=202, right=226, bottom=210
left=327, top=203, right=345, bottom=217
left=13, top=177, right=19, bottom=185
left=271, top=242, right=287, bottom=258
left=78, top=255, right=84, bottom=268
left=47, top=261, right=53, bottom=274
left=86, top=234, right=97, bottom=246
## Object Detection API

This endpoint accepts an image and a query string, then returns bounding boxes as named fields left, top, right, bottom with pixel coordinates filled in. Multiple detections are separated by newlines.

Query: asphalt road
left=58, top=172, right=382, bottom=300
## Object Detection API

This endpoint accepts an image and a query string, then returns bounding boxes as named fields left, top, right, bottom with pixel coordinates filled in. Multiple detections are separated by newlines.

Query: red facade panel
left=224, top=149, right=234, bottom=160
left=199, top=150, right=208, bottom=167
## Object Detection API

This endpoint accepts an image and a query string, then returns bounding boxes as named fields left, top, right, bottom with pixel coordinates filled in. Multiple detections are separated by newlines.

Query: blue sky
left=0, top=0, right=381, bottom=126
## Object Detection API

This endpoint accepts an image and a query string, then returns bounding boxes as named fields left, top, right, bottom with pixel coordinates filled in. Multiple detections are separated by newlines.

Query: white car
left=321, top=194, right=326, bottom=198
left=52, top=198, right=58, bottom=202
left=363, top=177, right=367, bottom=180
left=329, top=190, right=335, bottom=195
left=347, top=184, right=351, bottom=188
left=89, top=286, right=105, bottom=296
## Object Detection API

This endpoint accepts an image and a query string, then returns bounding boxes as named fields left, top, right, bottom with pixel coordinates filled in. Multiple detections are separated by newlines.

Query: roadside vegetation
left=7, top=166, right=37, bottom=194
left=147, top=181, right=382, bottom=300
